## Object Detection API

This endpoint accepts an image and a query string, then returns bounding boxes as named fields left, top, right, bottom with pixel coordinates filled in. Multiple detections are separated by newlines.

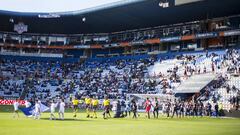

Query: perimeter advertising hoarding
left=0, top=100, right=26, bottom=105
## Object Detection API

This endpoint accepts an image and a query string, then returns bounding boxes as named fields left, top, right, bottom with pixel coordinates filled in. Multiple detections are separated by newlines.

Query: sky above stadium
left=0, top=0, right=125, bottom=13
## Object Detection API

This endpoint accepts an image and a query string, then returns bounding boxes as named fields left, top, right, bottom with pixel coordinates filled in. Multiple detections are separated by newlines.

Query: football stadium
left=0, top=0, right=240, bottom=135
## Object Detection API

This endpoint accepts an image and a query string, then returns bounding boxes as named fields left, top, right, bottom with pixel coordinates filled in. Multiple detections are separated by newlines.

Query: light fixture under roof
left=159, top=0, right=169, bottom=8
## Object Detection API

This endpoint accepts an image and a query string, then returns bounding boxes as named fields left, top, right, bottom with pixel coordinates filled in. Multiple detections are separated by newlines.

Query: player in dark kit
left=193, top=102, right=198, bottom=117
left=166, top=100, right=171, bottom=118
left=153, top=97, right=159, bottom=118
left=179, top=102, right=185, bottom=118
left=207, top=102, right=212, bottom=117
left=172, top=100, right=179, bottom=118
left=131, top=99, right=138, bottom=119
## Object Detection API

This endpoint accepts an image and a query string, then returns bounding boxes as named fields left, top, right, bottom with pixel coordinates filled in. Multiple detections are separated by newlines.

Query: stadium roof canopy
left=0, top=0, right=239, bottom=34
left=0, top=0, right=138, bottom=14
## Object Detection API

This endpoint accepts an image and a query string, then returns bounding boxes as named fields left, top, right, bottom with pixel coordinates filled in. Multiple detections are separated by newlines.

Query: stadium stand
left=0, top=48, right=239, bottom=112
left=0, top=0, right=239, bottom=119
left=1, top=1, right=240, bottom=135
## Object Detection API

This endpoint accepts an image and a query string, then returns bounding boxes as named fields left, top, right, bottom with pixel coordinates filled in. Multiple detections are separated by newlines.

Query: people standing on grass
left=131, top=99, right=138, bottom=119
left=166, top=100, right=171, bottom=118
left=153, top=97, right=159, bottom=118
left=34, top=100, right=41, bottom=120
left=185, top=102, right=191, bottom=116
left=207, top=102, right=212, bottom=117
left=72, top=97, right=79, bottom=118
left=50, top=100, right=57, bottom=120
left=11, top=96, right=228, bottom=120
left=214, top=103, right=219, bottom=117
left=138, top=97, right=227, bottom=118
left=145, top=98, right=152, bottom=119
left=179, top=102, right=185, bottom=118
left=91, top=96, right=99, bottom=118
left=103, top=96, right=111, bottom=119
left=13, top=99, right=20, bottom=118
left=193, top=102, right=198, bottom=117
left=58, top=99, right=65, bottom=120
left=85, top=96, right=92, bottom=118
left=171, top=100, right=179, bottom=118
left=120, top=100, right=126, bottom=117
left=199, top=101, right=204, bottom=117
left=124, top=100, right=131, bottom=117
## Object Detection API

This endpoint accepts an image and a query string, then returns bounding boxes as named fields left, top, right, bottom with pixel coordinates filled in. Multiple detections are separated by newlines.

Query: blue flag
left=19, top=106, right=34, bottom=116
left=19, top=103, right=50, bottom=116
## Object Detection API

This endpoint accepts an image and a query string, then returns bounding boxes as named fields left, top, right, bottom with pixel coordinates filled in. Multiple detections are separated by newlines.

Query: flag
left=20, top=103, right=50, bottom=117
left=20, top=106, right=33, bottom=116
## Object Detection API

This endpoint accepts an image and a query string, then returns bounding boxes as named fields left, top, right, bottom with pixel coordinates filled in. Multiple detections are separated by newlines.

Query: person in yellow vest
left=218, top=102, right=224, bottom=116
left=72, top=97, right=79, bottom=118
left=91, top=96, right=99, bottom=118
left=103, top=96, right=111, bottom=119
left=85, top=96, right=92, bottom=118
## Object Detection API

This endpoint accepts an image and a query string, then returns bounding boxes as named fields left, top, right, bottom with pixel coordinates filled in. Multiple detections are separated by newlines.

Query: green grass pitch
left=0, top=112, right=240, bottom=135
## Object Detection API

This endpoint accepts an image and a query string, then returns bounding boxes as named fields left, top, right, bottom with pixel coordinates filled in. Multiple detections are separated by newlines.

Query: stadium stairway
left=175, top=73, right=217, bottom=94
left=148, top=59, right=181, bottom=75
left=217, top=76, right=240, bottom=110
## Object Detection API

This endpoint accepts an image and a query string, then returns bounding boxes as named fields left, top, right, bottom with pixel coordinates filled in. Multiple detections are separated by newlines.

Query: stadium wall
left=0, top=49, right=231, bottom=63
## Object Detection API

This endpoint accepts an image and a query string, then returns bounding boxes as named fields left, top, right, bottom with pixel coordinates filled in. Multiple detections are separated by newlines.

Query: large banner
left=0, top=100, right=26, bottom=105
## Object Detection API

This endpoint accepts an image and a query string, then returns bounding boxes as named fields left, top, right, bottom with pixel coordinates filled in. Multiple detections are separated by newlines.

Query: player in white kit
left=34, top=100, right=41, bottom=120
left=13, top=100, right=20, bottom=118
left=50, top=100, right=57, bottom=120
left=58, top=99, right=65, bottom=120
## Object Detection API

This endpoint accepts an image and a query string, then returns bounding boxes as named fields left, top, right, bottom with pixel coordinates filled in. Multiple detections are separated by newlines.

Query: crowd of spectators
left=0, top=49, right=239, bottom=111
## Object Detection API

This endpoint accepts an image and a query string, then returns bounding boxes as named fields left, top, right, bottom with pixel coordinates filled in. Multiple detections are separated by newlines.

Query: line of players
left=72, top=95, right=111, bottom=119
left=13, top=96, right=222, bottom=120
left=13, top=98, right=66, bottom=120
left=144, top=98, right=224, bottom=118
left=12, top=96, right=111, bottom=120
left=99, top=97, right=223, bottom=119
